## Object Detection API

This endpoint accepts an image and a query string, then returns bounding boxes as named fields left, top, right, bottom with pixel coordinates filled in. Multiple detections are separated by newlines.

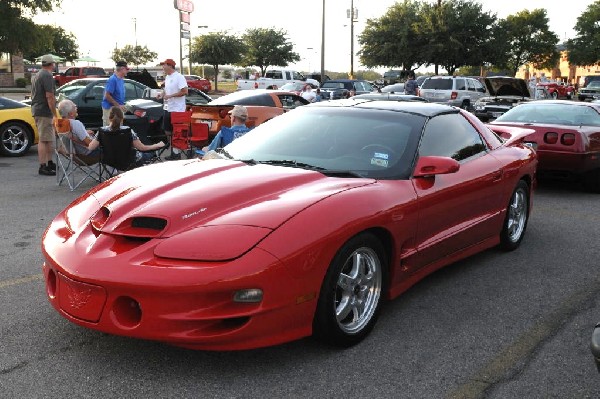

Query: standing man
left=405, top=72, right=418, bottom=95
left=158, top=58, right=188, bottom=160
left=31, top=54, right=57, bottom=176
left=102, top=60, right=129, bottom=126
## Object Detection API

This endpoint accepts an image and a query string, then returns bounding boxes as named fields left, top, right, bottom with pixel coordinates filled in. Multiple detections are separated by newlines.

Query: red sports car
left=42, top=100, right=537, bottom=350
left=185, top=75, right=211, bottom=93
left=490, top=100, right=600, bottom=192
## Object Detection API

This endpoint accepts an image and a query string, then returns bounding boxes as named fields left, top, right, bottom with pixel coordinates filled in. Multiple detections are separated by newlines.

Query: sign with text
left=180, top=11, right=190, bottom=23
left=181, top=31, right=191, bottom=39
left=174, top=0, right=194, bottom=13
left=181, top=22, right=190, bottom=31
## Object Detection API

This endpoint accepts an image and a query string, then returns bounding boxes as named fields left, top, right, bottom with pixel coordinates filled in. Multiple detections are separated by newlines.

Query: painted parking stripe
left=0, top=274, right=43, bottom=289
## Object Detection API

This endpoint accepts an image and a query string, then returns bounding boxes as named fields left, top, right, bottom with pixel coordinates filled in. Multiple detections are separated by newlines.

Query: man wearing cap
left=202, top=105, right=250, bottom=156
left=101, top=60, right=129, bottom=126
left=31, top=54, right=57, bottom=176
left=158, top=58, right=188, bottom=160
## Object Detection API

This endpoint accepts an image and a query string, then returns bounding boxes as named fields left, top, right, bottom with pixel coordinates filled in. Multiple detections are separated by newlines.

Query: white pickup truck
left=237, top=69, right=319, bottom=90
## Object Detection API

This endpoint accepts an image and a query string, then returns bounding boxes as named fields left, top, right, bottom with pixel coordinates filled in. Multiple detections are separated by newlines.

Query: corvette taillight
left=450, top=91, right=457, bottom=100
left=134, top=109, right=146, bottom=118
left=544, top=132, right=559, bottom=144
left=561, top=133, right=576, bottom=146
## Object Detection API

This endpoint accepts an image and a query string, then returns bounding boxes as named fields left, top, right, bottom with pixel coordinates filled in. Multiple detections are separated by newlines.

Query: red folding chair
left=170, top=111, right=193, bottom=158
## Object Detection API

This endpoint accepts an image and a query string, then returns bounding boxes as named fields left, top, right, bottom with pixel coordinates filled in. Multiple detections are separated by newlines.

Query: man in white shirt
left=158, top=58, right=188, bottom=160
left=301, top=84, right=316, bottom=103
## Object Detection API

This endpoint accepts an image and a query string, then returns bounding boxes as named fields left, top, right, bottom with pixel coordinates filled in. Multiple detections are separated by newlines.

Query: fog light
left=233, top=289, right=263, bottom=303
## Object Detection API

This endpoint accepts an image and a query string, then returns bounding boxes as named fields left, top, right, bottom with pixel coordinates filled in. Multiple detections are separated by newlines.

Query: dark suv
left=473, top=77, right=531, bottom=121
left=319, top=79, right=375, bottom=100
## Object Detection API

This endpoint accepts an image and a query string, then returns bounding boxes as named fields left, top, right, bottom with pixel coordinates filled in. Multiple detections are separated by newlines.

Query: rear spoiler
left=488, top=125, right=536, bottom=148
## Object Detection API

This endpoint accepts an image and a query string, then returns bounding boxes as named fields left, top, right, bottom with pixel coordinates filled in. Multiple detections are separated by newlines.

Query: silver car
left=418, top=76, right=487, bottom=110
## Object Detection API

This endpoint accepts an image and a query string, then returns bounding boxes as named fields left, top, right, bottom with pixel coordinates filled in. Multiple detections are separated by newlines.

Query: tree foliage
left=22, top=24, right=78, bottom=61
left=239, top=28, right=300, bottom=76
left=0, top=0, right=61, bottom=54
left=566, top=0, right=600, bottom=66
left=418, top=0, right=496, bottom=74
left=190, top=32, right=245, bottom=91
left=492, top=9, right=559, bottom=76
left=112, top=45, right=158, bottom=68
left=359, top=0, right=427, bottom=72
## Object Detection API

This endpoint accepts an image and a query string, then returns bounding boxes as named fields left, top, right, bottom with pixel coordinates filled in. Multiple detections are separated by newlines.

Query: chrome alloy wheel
left=505, top=185, right=528, bottom=243
left=335, top=247, right=382, bottom=334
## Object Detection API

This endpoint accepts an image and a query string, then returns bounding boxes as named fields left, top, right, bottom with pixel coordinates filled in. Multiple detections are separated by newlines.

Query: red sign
left=180, top=12, right=190, bottom=23
left=174, top=0, right=194, bottom=13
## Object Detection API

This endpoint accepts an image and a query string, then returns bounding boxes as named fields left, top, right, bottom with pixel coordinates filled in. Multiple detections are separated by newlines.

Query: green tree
left=24, top=24, right=78, bottom=61
left=112, top=45, right=157, bottom=68
left=358, top=0, right=428, bottom=72
left=566, top=1, right=600, bottom=66
left=239, top=28, right=300, bottom=76
left=418, top=0, right=496, bottom=75
left=491, top=9, right=559, bottom=76
left=0, top=0, right=61, bottom=54
left=190, top=32, right=245, bottom=91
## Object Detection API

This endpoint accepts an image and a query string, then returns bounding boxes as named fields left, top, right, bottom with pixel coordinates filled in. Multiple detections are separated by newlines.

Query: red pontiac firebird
left=41, top=100, right=537, bottom=351
left=490, top=100, right=600, bottom=192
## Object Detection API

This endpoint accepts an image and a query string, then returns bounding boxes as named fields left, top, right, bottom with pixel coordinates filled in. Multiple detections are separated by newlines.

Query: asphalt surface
left=1, top=148, right=600, bottom=398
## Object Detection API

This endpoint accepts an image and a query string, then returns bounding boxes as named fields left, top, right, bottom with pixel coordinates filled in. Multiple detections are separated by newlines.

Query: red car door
left=412, top=113, right=506, bottom=268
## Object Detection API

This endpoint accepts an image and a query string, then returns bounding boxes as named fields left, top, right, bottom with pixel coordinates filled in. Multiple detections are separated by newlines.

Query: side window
left=467, top=79, right=476, bottom=92
left=90, top=82, right=106, bottom=99
left=454, top=78, right=466, bottom=91
left=419, top=113, right=487, bottom=162
left=474, top=80, right=486, bottom=93
left=124, top=82, right=139, bottom=100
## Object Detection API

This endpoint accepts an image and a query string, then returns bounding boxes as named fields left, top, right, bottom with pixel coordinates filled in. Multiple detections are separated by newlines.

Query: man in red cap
left=158, top=58, right=188, bottom=160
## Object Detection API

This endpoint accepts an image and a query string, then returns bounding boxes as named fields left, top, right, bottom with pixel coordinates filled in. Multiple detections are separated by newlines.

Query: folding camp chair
left=97, top=127, right=162, bottom=181
left=53, top=118, right=101, bottom=191
left=170, top=111, right=209, bottom=158
left=96, top=127, right=137, bottom=180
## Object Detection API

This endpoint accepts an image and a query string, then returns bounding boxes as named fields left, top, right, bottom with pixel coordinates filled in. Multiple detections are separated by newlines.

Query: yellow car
left=0, top=96, right=39, bottom=156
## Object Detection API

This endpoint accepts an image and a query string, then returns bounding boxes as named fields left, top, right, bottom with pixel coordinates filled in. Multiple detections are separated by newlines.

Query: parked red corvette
left=490, top=100, right=600, bottom=192
left=41, top=100, right=537, bottom=350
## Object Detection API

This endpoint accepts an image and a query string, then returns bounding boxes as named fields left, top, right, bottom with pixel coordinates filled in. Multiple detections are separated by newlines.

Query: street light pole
left=307, top=47, right=313, bottom=72
left=320, top=0, right=325, bottom=85
left=350, top=0, right=354, bottom=79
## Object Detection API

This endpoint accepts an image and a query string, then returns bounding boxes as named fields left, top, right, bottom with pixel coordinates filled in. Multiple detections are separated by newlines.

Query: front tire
left=0, top=121, right=34, bottom=157
left=499, top=180, right=529, bottom=251
left=313, top=232, right=387, bottom=347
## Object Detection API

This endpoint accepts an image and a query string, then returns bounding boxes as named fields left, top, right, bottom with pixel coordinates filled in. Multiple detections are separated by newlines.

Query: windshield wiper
left=215, top=148, right=234, bottom=159
left=258, top=160, right=364, bottom=178
left=258, top=159, right=325, bottom=170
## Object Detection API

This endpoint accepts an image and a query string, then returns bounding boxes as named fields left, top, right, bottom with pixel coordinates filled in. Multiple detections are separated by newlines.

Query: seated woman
left=57, top=99, right=100, bottom=160
left=87, top=106, right=165, bottom=165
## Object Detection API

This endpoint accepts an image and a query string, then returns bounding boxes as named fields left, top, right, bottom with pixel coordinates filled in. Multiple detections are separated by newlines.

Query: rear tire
left=313, top=232, right=387, bottom=347
left=499, top=180, right=529, bottom=251
left=551, top=91, right=558, bottom=99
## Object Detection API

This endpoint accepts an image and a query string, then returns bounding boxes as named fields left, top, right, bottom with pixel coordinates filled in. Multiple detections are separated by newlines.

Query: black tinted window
left=454, top=79, right=466, bottom=90
left=421, top=78, right=453, bottom=90
left=419, top=114, right=486, bottom=161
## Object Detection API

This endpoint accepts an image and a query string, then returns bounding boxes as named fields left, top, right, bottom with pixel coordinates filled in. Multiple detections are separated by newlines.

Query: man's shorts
left=34, top=116, right=55, bottom=142
left=162, top=110, right=173, bottom=134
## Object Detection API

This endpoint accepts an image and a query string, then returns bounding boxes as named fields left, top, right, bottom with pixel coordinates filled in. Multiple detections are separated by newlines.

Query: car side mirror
left=413, top=156, right=460, bottom=177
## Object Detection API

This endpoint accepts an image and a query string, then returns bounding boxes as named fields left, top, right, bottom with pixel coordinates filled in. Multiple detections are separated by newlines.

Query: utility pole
left=320, top=0, right=325, bottom=86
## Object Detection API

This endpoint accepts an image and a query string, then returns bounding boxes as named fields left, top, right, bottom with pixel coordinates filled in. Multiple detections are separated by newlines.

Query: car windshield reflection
left=225, top=106, right=425, bottom=180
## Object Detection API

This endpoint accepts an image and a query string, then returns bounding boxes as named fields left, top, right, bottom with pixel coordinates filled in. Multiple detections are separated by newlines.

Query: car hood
left=84, top=159, right=373, bottom=240
left=484, top=78, right=530, bottom=98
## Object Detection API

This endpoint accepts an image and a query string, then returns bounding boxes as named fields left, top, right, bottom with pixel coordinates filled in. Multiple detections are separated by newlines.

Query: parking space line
left=448, top=276, right=599, bottom=399
left=0, top=274, right=43, bottom=289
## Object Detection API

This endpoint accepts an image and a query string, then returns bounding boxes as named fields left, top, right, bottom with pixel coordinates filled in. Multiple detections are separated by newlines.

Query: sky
left=31, top=0, right=591, bottom=74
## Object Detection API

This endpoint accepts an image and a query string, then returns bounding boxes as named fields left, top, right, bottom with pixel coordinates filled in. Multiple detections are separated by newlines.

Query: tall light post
left=133, top=18, right=137, bottom=47
left=347, top=1, right=358, bottom=79
left=307, top=47, right=314, bottom=72
left=320, top=0, right=325, bottom=85
left=197, top=26, right=208, bottom=78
